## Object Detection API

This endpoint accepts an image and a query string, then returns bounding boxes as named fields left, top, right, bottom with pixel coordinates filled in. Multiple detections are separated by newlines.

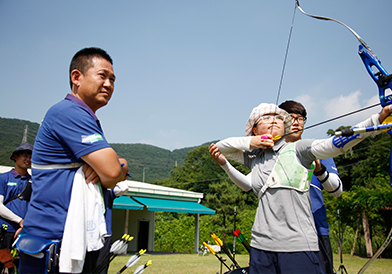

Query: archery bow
left=295, top=1, right=392, bottom=272
left=296, top=0, right=392, bottom=107
left=296, top=0, right=392, bottom=186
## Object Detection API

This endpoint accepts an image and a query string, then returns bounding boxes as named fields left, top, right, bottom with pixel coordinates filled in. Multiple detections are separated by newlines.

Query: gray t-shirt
left=216, top=112, right=380, bottom=252
left=244, top=139, right=318, bottom=252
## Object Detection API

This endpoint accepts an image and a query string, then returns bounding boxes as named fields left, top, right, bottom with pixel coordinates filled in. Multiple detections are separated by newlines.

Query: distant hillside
left=0, top=118, right=40, bottom=166
left=0, top=117, right=214, bottom=182
left=110, top=143, right=194, bottom=182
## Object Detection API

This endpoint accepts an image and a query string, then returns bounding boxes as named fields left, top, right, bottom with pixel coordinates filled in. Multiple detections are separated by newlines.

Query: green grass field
left=107, top=253, right=392, bottom=274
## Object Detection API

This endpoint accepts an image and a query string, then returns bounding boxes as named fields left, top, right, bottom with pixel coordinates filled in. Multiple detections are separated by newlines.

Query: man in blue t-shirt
left=0, top=142, right=33, bottom=272
left=23, top=48, right=129, bottom=273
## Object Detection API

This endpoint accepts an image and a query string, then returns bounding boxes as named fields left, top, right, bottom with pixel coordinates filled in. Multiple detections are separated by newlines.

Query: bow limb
left=357, top=226, right=392, bottom=274
left=295, top=0, right=392, bottom=187
left=295, top=0, right=373, bottom=54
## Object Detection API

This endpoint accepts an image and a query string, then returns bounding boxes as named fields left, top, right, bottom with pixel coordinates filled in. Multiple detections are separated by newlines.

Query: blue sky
left=1, top=0, right=391, bottom=151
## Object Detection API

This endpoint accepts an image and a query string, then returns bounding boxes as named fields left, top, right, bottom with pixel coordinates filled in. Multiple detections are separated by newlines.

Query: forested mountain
left=0, top=118, right=40, bottom=167
left=0, top=117, right=214, bottom=182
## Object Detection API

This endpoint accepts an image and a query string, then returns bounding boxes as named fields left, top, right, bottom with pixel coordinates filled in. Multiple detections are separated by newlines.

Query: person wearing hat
left=210, top=101, right=342, bottom=274
left=209, top=103, right=392, bottom=274
left=0, top=142, right=33, bottom=272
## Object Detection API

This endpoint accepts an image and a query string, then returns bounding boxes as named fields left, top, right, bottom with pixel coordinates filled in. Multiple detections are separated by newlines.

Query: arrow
left=211, top=233, right=241, bottom=269
left=203, top=242, right=231, bottom=271
left=111, top=234, right=133, bottom=253
left=335, top=123, right=392, bottom=137
left=116, top=249, right=147, bottom=274
left=93, top=234, right=134, bottom=273
left=133, top=260, right=152, bottom=274
left=233, top=229, right=251, bottom=253
left=108, top=234, right=134, bottom=264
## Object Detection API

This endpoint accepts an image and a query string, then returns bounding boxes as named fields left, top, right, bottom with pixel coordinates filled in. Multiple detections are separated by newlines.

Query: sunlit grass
left=107, top=253, right=392, bottom=274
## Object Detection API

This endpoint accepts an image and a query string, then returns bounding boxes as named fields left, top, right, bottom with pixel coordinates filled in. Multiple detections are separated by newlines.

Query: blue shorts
left=249, top=247, right=325, bottom=274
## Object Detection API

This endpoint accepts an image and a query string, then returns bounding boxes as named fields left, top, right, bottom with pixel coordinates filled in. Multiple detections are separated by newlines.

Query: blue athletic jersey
left=24, top=94, right=111, bottom=240
left=0, top=169, right=30, bottom=232
left=310, top=158, right=339, bottom=236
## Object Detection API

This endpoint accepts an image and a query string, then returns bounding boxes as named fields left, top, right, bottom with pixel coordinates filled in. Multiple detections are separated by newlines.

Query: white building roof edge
left=0, top=165, right=204, bottom=201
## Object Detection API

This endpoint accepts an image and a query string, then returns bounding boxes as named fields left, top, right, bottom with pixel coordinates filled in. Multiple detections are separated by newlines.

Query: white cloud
left=294, top=94, right=315, bottom=115
left=324, top=90, right=362, bottom=119
left=317, top=90, right=380, bottom=128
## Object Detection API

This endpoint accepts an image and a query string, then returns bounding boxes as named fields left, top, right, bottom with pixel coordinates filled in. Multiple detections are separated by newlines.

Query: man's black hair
left=279, top=100, right=307, bottom=119
left=69, top=47, right=113, bottom=89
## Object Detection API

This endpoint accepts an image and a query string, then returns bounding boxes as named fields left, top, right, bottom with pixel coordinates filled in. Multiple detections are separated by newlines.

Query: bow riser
left=358, top=44, right=392, bottom=188
left=358, top=44, right=392, bottom=107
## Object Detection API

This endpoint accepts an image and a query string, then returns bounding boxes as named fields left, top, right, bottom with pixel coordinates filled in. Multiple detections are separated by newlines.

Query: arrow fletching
left=203, top=242, right=216, bottom=255
left=233, top=230, right=240, bottom=237
left=211, top=233, right=223, bottom=246
left=126, top=249, right=147, bottom=268
left=133, top=260, right=152, bottom=274
left=111, top=234, right=131, bottom=253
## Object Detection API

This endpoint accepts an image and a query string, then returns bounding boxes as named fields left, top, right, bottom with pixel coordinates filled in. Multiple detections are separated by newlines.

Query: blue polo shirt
left=24, top=94, right=110, bottom=240
left=310, top=158, right=339, bottom=236
left=0, top=169, right=30, bottom=232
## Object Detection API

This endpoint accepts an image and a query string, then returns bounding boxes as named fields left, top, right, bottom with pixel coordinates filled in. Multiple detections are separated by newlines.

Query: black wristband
left=314, top=163, right=327, bottom=176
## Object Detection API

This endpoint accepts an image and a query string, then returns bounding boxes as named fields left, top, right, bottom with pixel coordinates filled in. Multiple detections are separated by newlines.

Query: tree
left=154, top=145, right=255, bottom=253
left=158, top=145, right=251, bottom=199
left=325, top=128, right=392, bottom=257
left=205, top=180, right=247, bottom=245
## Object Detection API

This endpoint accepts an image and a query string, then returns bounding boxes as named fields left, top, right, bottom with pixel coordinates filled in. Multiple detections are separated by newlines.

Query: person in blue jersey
left=208, top=102, right=390, bottom=274
left=22, top=47, right=129, bottom=273
left=0, top=143, right=33, bottom=272
left=279, top=100, right=342, bottom=274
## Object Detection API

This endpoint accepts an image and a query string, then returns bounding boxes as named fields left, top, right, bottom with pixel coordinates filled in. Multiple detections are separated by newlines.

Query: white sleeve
left=0, top=195, right=22, bottom=224
left=315, top=172, right=343, bottom=198
left=220, top=162, right=252, bottom=192
left=311, top=113, right=381, bottom=160
left=216, top=137, right=253, bottom=164
left=113, top=180, right=129, bottom=197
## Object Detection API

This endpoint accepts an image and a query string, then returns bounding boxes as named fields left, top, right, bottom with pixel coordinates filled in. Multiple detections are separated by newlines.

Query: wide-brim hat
left=245, top=103, right=292, bottom=136
left=10, top=143, right=33, bottom=161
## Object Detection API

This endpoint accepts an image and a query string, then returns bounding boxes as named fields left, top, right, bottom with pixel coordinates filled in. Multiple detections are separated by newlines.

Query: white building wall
left=111, top=208, right=155, bottom=253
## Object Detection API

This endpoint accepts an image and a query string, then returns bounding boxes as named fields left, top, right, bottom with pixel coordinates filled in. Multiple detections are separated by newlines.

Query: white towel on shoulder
left=59, top=166, right=107, bottom=273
